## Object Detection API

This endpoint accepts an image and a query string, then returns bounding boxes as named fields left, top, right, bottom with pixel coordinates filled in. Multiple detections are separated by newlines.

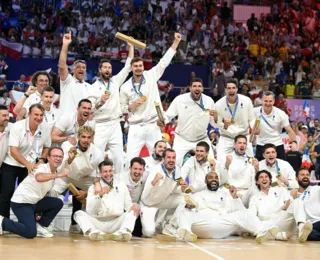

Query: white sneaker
left=275, top=232, right=288, bottom=241
left=178, top=228, right=197, bottom=242
left=0, top=215, right=3, bottom=236
left=299, top=221, right=313, bottom=243
left=162, top=223, right=178, bottom=237
left=256, top=226, right=279, bottom=244
left=36, top=223, right=54, bottom=238
left=69, top=224, right=82, bottom=234
left=112, top=229, right=132, bottom=242
left=88, top=230, right=108, bottom=241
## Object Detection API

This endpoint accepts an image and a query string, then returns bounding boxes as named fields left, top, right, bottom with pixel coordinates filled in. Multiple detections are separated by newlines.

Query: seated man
left=175, top=171, right=279, bottom=243
left=140, top=148, right=187, bottom=237
left=74, top=160, right=139, bottom=241
left=51, top=126, right=103, bottom=233
left=257, top=143, right=298, bottom=190
left=0, top=147, right=68, bottom=238
left=293, top=168, right=320, bottom=241
left=181, top=141, right=216, bottom=193
left=249, top=170, right=312, bottom=242
left=219, top=135, right=258, bottom=207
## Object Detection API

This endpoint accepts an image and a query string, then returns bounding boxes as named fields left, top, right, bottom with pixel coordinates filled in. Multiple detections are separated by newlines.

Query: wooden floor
left=0, top=233, right=319, bottom=260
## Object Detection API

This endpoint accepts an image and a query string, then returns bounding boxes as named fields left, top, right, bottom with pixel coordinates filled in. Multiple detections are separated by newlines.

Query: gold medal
left=205, top=109, right=210, bottom=114
left=105, top=90, right=111, bottom=95
left=230, top=118, right=235, bottom=124
left=140, top=95, right=147, bottom=102
left=223, top=183, right=231, bottom=189
left=184, top=186, right=194, bottom=194
left=248, top=158, right=253, bottom=164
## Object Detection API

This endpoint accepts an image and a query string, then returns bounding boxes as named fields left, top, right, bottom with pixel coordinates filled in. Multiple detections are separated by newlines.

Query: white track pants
left=261, top=198, right=306, bottom=238
left=177, top=208, right=272, bottom=239
left=74, top=210, right=137, bottom=234
left=127, top=122, right=162, bottom=164
left=95, top=122, right=124, bottom=174
left=140, top=194, right=184, bottom=237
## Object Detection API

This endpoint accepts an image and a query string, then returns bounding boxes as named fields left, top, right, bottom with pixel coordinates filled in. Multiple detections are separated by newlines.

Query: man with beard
left=181, top=141, right=215, bottom=193
left=215, top=79, right=256, bottom=160
left=120, top=33, right=181, bottom=164
left=175, top=171, right=279, bottom=243
left=253, top=91, right=295, bottom=161
left=50, top=126, right=103, bottom=233
left=89, top=40, right=134, bottom=174
left=249, top=170, right=312, bottom=242
left=256, top=144, right=298, bottom=190
left=144, top=140, right=167, bottom=175
left=51, top=99, right=95, bottom=146
left=74, top=160, right=139, bottom=242
left=59, top=32, right=91, bottom=114
left=219, top=135, right=258, bottom=207
left=13, top=71, right=58, bottom=119
left=161, top=78, right=216, bottom=168
left=0, top=104, right=52, bottom=218
left=0, top=105, right=11, bottom=191
left=140, top=148, right=187, bottom=237
left=293, top=168, right=320, bottom=241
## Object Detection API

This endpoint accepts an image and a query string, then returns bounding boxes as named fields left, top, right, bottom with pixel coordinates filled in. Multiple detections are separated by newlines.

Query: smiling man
left=253, top=91, right=296, bottom=161
left=257, top=143, right=298, bottom=190
left=74, top=160, right=139, bottom=242
left=181, top=141, right=215, bottom=193
left=120, top=33, right=181, bottom=166
left=249, top=170, right=312, bottom=242
left=0, top=104, right=52, bottom=218
left=174, top=171, right=279, bottom=243
left=219, top=135, right=258, bottom=207
left=163, top=78, right=216, bottom=168
left=140, top=148, right=187, bottom=237
left=59, top=32, right=91, bottom=114
left=215, top=79, right=255, bottom=160
left=89, top=40, right=134, bottom=174
left=51, top=99, right=95, bottom=145
left=50, top=126, right=103, bottom=233
left=294, top=168, right=320, bottom=241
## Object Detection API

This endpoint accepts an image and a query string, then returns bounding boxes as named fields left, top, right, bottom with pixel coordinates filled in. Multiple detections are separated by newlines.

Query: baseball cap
left=301, top=125, right=308, bottom=129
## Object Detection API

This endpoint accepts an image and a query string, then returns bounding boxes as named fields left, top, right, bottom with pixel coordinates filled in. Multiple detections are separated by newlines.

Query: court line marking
left=186, top=241, right=225, bottom=260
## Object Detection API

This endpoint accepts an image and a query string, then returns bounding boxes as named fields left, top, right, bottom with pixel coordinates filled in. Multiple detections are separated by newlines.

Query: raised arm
left=59, top=32, right=72, bottom=81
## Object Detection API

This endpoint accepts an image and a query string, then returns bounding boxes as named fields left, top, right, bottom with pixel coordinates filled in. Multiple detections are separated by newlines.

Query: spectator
left=13, top=75, right=28, bottom=92
left=285, top=141, right=302, bottom=172
left=0, top=90, right=11, bottom=108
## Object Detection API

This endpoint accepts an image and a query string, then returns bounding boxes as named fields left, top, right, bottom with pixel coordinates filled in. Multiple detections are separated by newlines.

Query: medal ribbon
left=131, top=75, right=145, bottom=96
left=260, top=108, right=273, bottom=129
left=226, top=95, right=239, bottom=120
left=191, top=94, right=205, bottom=111
left=161, top=163, right=176, bottom=181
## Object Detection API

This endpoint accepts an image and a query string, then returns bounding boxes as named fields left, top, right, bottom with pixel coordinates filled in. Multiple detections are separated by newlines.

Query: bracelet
left=24, top=93, right=29, bottom=98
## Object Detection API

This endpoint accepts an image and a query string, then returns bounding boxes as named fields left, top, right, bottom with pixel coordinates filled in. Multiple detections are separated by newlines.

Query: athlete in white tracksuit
left=140, top=149, right=186, bottom=237
left=214, top=79, right=255, bottom=160
left=181, top=141, right=215, bottom=193
left=74, top=161, right=139, bottom=241
left=50, top=126, right=103, bottom=231
left=257, top=144, right=298, bottom=190
left=120, top=33, right=181, bottom=164
left=89, top=41, right=134, bottom=174
left=175, top=171, right=279, bottom=243
left=164, top=78, right=216, bottom=168
left=219, top=135, right=258, bottom=207
left=249, top=169, right=313, bottom=242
